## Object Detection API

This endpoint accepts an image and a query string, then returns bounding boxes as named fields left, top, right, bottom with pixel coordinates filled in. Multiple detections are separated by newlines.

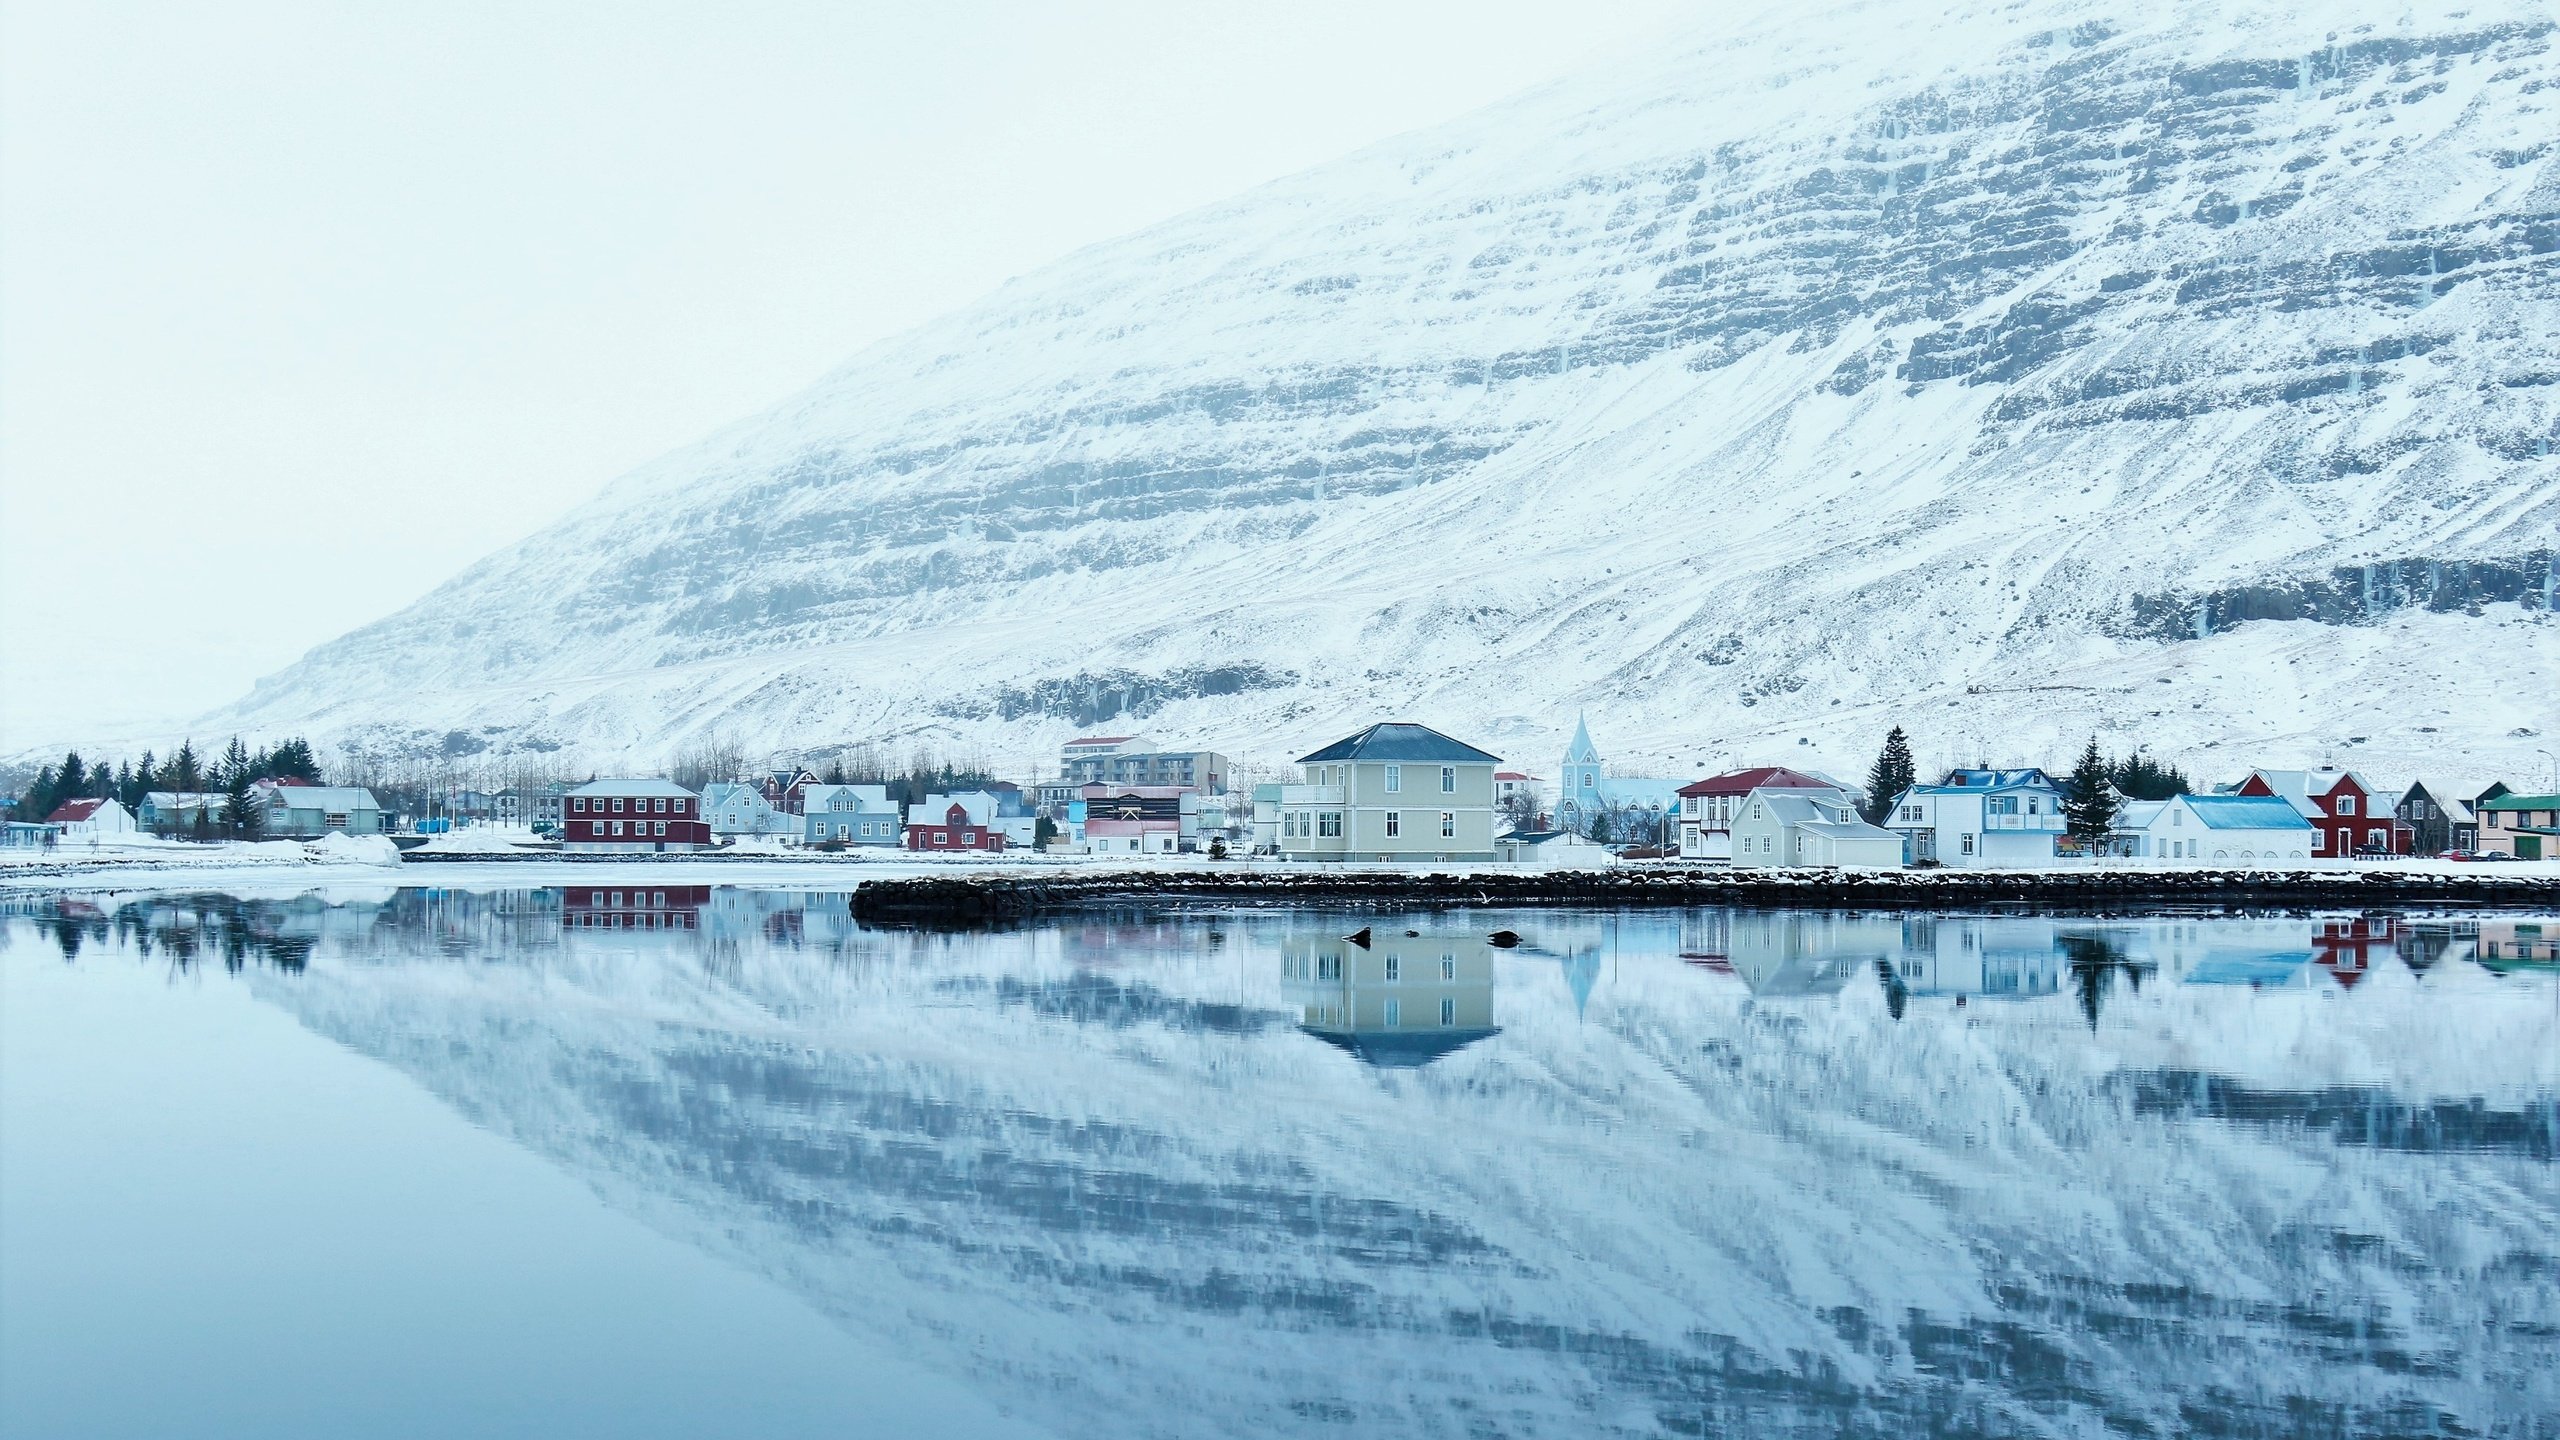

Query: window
left=2337, top=794, right=2356, bottom=815
left=573, top=797, right=588, bottom=814
left=1750, top=801, right=1763, bottom=820
left=1441, top=812, right=1456, bottom=838
left=655, top=797, right=668, bottom=813
left=2171, top=809, right=2183, bottom=827
left=1385, top=812, right=1401, bottom=838
left=654, top=821, right=667, bottom=836
left=1960, top=833, right=1975, bottom=855
left=2366, top=829, right=2386, bottom=849
left=1385, top=765, right=1402, bottom=793
left=611, top=821, right=624, bottom=837
left=1441, top=997, right=1456, bottom=1026
left=2311, top=830, right=2325, bottom=851
left=1384, top=999, right=1401, bottom=1028
left=1441, top=766, right=1456, bottom=793
left=932, top=833, right=947, bottom=846
left=324, top=812, right=348, bottom=828
left=1320, top=812, right=1342, bottom=838
left=1583, top=773, right=1595, bottom=789
left=1385, top=956, right=1400, bottom=981
left=674, top=799, right=688, bottom=815
left=612, top=798, right=626, bottom=814
left=1441, top=956, right=1455, bottom=980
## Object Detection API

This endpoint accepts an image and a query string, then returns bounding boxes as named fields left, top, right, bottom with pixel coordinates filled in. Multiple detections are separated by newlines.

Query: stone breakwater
left=847, top=867, right=2560, bottom=924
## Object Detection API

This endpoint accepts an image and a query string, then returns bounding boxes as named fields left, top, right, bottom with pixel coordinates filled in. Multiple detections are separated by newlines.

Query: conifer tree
left=168, top=741, right=204, bottom=794
left=1861, top=727, right=1917, bottom=825
left=2063, top=737, right=2119, bottom=846
left=219, top=738, right=263, bottom=839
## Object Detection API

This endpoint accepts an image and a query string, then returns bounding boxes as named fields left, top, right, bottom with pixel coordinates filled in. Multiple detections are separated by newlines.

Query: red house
left=563, top=779, right=710, bottom=852
left=2232, top=769, right=2411, bottom=858
left=903, top=796, right=1007, bottom=852
left=563, top=884, right=710, bottom=930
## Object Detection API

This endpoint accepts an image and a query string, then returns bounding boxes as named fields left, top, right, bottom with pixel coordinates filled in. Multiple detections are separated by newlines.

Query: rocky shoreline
left=847, top=866, right=2560, bottom=924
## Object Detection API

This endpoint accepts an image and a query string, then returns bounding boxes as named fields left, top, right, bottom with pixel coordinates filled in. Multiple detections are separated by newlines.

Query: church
left=1554, top=715, right=1687, bottom=844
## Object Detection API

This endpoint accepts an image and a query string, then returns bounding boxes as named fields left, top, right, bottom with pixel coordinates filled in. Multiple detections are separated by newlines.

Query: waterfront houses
left=800, top=783, right=901, bottom=846
left=138, top=790, right=227, bottom=834
left=699, top=782, right=797, bottom=840
left=2124, top=794, right=2313, bottom=862
left=2475, top=792, right=2560, bottom=859
left=1883, top=768, right=2066, bottom=866
left=1675, top=767, right=1843, bottom=861
left=2233, top=768, right=2410, bottom=857
left=1278, top=723, right=1500, bottom=863
left=258, top=782, right=384, bottom=838
left=1078, top=782, right=1195, bottom=854
left=1728, top=787, right=1903, bottom=868
left=562, top=779, right=708, bottom=852
left=46, top=797, right=136, bottom=838
left=904, top=792, right=1009, bottom=852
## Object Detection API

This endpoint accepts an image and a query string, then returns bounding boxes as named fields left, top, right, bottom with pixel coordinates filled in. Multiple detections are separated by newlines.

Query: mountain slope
left=219, top=0, right=2560, bottom=777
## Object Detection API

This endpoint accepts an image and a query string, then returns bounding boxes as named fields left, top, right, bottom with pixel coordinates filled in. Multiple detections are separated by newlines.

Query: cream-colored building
left=1279, top=931, right=1498, bottom=1066
left=1276, top=722, right=1501, bottom=863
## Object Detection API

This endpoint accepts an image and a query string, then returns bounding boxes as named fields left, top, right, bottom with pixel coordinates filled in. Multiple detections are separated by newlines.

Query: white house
left=1883, top=768, right=2067, bottom=866
left=2127, top=794, right=2314, bottom=863
left=1728, top=787, right=1904, bottom=868
left=1494, top=829, right=1616, bottom=868
left=699, top=782, right=797, bottom=841
left=46, top=797, right=137, bottom=839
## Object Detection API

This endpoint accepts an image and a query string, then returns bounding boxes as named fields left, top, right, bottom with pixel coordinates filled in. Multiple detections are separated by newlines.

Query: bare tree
left=670, top=731, right=748, bottom=791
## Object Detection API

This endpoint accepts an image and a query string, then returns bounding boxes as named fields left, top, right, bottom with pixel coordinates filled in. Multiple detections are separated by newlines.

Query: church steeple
left=1560, top=712, right=1604, bottom=828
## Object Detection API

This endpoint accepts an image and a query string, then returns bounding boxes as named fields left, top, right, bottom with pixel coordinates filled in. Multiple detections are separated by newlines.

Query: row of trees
left=11, top=737, right=320, bottom=831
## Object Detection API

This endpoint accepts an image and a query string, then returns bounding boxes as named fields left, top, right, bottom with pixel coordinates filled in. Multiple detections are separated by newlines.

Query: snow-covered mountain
left=217, top=0, right=2560, bottom=778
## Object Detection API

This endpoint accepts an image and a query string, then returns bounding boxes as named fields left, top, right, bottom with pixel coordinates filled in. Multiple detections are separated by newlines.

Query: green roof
left=2479, top=793, right=2560, bottom=810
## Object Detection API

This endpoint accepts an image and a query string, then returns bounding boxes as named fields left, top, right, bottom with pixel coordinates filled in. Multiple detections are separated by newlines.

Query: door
left=2520, top=836, right=2543, bottom=861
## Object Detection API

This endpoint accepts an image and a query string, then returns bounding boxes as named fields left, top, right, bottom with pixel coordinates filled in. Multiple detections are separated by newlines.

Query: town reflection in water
left=7, top=887, right=2557, bottom=1438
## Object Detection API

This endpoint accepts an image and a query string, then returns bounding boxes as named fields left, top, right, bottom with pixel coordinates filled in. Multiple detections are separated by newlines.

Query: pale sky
left=0, top=0, right=1699, bottom=752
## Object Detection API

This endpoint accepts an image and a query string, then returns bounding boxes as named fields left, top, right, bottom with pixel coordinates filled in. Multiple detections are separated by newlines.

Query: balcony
left=1984, top=813, right=2064, bottom=831
left=1279, top=785, right=1346, bottom=805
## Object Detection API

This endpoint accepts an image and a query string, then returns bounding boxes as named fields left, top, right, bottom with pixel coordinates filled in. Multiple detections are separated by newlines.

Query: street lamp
left=2538, top=748, right=2558, bottom=794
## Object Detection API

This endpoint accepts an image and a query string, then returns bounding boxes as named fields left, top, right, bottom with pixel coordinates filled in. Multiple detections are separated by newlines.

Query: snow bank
left=308, top=833, right=402, bottom=867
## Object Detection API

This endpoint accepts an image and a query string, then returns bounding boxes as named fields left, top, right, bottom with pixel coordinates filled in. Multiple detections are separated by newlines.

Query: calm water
left=2, top=888, right=2554, bottom=1440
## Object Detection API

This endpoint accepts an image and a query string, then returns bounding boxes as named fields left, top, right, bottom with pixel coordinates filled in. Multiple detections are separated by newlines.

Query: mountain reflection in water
left=11, top=888, right=2558, bottom=1439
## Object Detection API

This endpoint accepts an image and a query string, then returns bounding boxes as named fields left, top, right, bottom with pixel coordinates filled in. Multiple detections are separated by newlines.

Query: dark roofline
left=1297, top=722, right=1501, bottom=765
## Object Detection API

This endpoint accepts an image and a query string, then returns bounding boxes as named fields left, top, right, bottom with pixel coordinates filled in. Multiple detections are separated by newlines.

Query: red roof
left=47, top=798, right=108, bottom=823
left=1064, top=735, right=1134, bottom=746
left=1674, top=766, right=1837, bottom=799
left=1495, top=771, right=1532, bottom=781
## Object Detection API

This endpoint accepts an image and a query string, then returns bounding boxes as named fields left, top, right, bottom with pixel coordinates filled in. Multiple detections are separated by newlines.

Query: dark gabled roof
left=1297, top=722, right=1500, bottom=765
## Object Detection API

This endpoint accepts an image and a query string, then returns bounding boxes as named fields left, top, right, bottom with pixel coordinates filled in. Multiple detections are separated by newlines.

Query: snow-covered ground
left=145, top=0, right=2557, bottom=789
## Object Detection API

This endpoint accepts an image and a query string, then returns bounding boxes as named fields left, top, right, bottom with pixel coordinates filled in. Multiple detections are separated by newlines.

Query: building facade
left=904, top=794, right=1009, bottom=852
left=562, top=780, right=708, bottom=852
left=2475, top=792, right=2560, bottom=859
left=1675, top=767, right=1844, bottom=860
left=1728, top=787, right=1904, bottom=868
left=2232, top=769, right=2411, bottom=857
left=1277, top=723, right=1500, bottom=863
left=1882, top=768, right=2066, bottom=866
left=2126, top=793, right=2313, bottom=862
left=259, top=783, right=385, bottom=838
left=700, top=782, right=798, bottom=840
left=800, top=783, right=902, bottom=846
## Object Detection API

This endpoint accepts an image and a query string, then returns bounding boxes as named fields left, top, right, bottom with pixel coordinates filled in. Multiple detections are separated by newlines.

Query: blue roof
left=1298, top=723, right=1501, bottom=765
left=1934, top=768, right=2061, bottom=791
left=2184, top=795, right=2313, bottom=831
